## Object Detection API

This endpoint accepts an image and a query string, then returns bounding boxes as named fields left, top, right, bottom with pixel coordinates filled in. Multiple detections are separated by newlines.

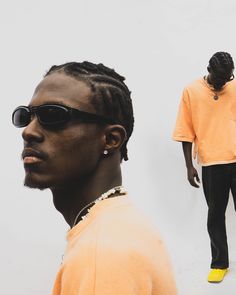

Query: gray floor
left=171, top=197, right=236, bottom=295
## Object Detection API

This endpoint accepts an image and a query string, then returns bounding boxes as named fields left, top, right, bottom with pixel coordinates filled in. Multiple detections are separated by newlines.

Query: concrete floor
left=172, top=197, right=236, bottom=295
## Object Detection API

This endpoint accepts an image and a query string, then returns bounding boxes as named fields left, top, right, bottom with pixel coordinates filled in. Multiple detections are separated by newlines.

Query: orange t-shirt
left=52, top=196, right=177, bottom=295
left=173, top=78, right=236, bottom=166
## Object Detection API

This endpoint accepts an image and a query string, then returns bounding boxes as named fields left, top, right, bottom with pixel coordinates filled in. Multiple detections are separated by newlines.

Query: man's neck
left=206, top=74, right=227, bottom=91
left=51, top=163, right=122, bottom=228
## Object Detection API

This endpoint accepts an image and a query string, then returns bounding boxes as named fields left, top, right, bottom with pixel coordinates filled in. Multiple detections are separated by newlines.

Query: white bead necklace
left=72, top=186, right=127, bottom=227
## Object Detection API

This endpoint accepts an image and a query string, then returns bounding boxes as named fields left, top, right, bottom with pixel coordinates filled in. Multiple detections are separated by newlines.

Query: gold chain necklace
left=72, top=186, right=127, bottom=227
left=203, top=76, right=219, bottom=100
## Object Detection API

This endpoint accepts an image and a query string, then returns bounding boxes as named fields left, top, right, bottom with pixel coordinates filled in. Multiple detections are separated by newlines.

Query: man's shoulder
left=61, top=200, right=177, bottom=295
left=227, top=79, right=236, bottom=90
left=69, top=198, right=164, bottom=256
left=98, top=200, right=163, bottom=249
left=181, top=78, right=205, bottom=102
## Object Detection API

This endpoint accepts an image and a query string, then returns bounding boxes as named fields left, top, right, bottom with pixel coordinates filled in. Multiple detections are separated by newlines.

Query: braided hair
left=45, top=61, right=134, bottom=161
left=209, top=51, right=234, bottom=72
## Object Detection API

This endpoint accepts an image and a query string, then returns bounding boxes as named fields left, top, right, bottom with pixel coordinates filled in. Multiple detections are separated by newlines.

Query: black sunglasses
left=12, top=104, right=116, bottom=128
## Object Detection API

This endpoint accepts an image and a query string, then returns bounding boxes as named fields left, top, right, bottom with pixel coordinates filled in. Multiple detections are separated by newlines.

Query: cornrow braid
left=45, top=61, right=134, bottom=161
left=209, top=51, right=234, bottom=71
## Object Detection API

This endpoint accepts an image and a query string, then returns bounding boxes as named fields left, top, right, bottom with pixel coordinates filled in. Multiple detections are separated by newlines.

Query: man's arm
left=182, top=141, right=200, bottom=188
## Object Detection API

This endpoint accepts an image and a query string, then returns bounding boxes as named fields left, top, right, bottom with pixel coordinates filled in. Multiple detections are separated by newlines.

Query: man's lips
left=23, top=156, right=43, bottom=164
left=22, top=148, right=47, bottom=164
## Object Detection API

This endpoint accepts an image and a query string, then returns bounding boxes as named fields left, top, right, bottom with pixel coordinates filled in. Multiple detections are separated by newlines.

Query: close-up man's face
left=21, top=72, right=105, bottom=189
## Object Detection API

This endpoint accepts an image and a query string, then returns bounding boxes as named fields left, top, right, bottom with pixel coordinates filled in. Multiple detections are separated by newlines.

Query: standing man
left=12, top=62, right=177, bottom=294
left=173, top=51, right=236, bottom=283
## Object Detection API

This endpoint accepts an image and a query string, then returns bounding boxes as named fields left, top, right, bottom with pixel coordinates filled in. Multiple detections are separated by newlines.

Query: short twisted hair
left=45, top=61, right=134, bottom=161
left=209, top=51, right=234, bottom=72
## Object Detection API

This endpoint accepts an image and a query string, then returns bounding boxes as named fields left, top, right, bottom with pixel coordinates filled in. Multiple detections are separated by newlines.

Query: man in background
left=173, top=52, right=236, bottom=283
left=13, top=61, right=177, bottom=294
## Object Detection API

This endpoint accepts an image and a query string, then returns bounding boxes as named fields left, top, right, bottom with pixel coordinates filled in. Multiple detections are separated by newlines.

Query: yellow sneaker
left=207, top=268, right=228, bottom=283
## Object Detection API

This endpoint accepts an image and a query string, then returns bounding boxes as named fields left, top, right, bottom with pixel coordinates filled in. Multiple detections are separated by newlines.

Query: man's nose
left=22, top=117, right=44, bottom=143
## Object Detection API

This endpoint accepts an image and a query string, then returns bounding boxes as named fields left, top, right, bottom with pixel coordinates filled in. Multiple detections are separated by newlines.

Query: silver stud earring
left=103, top=150, right=108, bottom=155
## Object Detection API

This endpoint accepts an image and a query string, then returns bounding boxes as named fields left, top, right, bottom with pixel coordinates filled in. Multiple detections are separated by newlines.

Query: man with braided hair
left=173, top=51, right=236, bottom=283
left=12, top=61, right=177, bottom=294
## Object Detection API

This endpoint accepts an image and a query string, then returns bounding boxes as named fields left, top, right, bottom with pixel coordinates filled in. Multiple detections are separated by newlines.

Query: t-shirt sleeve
left=172, top=88, right=195, bottom=142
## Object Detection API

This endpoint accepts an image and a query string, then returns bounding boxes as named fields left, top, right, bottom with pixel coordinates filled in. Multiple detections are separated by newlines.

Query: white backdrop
left=1, top=1, right=236, bottom=294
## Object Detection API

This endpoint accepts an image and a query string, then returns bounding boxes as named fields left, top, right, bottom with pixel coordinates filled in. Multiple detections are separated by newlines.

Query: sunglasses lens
left=12, top=107, right=31, bottom=127
left=37, top=105, right=70, bottom=126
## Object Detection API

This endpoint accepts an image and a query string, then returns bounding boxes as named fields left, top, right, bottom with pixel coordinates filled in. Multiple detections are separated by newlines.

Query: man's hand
left=187, top=166, right=200, bottom=188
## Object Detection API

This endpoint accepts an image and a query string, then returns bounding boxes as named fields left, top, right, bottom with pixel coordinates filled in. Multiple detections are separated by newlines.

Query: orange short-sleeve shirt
left=173, top=78, right=236, bottom=166
left=52, top=196, right=177, bottom=295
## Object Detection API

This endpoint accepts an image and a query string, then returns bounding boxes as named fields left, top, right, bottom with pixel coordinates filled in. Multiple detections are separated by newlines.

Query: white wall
left=2, top=0, right=236, bottom=294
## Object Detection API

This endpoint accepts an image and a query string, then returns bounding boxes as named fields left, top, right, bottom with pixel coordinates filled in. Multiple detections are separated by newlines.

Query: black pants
left=202, top=163, right=236, bottom=269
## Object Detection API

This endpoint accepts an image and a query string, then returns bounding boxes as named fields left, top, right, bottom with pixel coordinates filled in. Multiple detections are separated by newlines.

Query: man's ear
left=103, top=125, right=127, bottom=155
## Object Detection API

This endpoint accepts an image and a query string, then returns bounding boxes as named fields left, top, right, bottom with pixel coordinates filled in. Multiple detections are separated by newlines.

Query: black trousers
left=202, top=163, right=236, bottom=269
